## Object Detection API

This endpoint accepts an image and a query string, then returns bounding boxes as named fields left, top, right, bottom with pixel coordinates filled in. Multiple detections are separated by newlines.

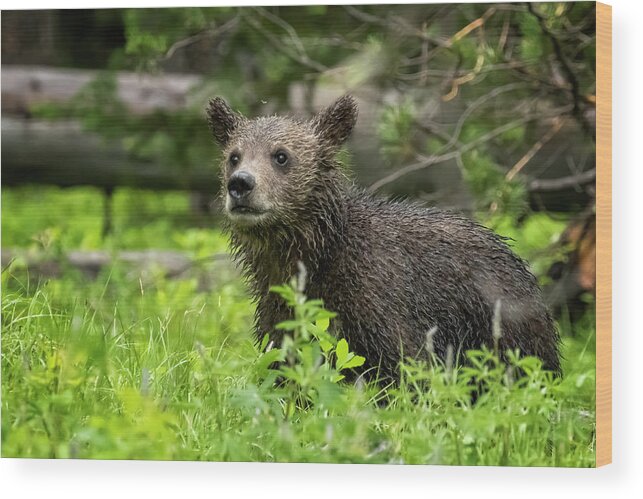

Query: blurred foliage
left=2, top=186, right=228, bottom=254
left=31, top=72, right=218, bottom=182
left=24, top=3, right=596, bottom=216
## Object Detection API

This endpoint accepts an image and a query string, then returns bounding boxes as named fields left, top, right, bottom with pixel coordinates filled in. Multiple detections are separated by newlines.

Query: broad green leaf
left=316, top=317, right=330, bottom=332
left=341, top=354, right=366, bottom=370
left=335, top=338, right=349, bottom=365
left=275, top=320, right=304, bottom=330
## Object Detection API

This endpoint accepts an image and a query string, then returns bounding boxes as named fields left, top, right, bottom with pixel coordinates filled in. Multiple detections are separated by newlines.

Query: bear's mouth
left=230, top=206, right=265, bottom=215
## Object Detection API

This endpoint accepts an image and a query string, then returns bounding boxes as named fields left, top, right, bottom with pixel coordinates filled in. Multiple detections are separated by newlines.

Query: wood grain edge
left=595, top=1, right=612, bottom=468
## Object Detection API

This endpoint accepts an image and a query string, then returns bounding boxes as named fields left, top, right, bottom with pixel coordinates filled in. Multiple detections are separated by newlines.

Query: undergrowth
left=1, top=186, right=596, bottom=466
left=1, top=261, right=595, bottom=465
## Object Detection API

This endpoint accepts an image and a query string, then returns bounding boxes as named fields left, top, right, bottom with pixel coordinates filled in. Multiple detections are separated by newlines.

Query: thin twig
left=498, top=13, right=510, bottom=53
left=528, top=168, right=596, bottom=192
left=505, top=116, right=564, bottom=182
left=243, top=11, right=327, bottom=73
left=414, top=119, right=461, bottom=146
left=163, top=16, right=240, bottom=61
left=447, top=6, right=496, bottom=46
left=254, top=7, right=308, bottom=59
left=419, top=21, right=430, bottom=86
left=370, top=105, right=573, bottom=192
left=368, top=151, right=462, bottom=192
left=446, top=83, right=527, bottom=151
left=527, top=3, right=594, bottom=140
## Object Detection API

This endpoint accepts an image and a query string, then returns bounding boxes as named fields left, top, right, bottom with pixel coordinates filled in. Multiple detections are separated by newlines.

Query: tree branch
left=528, top=168, right=596, bottom=192
left=527, top=3, right=594, bottom=140
left=163, top=16, right=240, bottom=62
left=370, top=105, right=573, bottom=192
left=243, top=11, right=327, bottom=73
left=505, top=116, right=564, bottom=182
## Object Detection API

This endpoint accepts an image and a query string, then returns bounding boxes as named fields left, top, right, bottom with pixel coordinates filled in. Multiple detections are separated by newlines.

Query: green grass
left=1, top=185, right=229, bottom=254
left=1, top=186, right=596, bottom=466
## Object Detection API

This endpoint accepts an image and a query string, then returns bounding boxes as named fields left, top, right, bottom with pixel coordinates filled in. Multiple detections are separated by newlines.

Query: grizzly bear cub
left=206, top=95, right=560, bottom=379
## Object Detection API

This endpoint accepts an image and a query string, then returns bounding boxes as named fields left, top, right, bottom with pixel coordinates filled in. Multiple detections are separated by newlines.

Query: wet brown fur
left=206, top=96, right=561, bottom=380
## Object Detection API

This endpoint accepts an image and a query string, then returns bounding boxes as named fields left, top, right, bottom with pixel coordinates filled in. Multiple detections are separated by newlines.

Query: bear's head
left=206, top=95, right=358, bottom=231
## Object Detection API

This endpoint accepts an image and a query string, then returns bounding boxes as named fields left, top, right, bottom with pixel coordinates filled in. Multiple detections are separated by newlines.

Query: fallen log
left=1, top=65, right=202, bottom=116
left=1, top=65, right=593, bottom=212
left=1, top=117, right=220, bottom=193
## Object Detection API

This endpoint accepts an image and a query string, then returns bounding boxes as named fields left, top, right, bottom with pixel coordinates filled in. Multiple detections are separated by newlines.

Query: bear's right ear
left=311, top=95, right=358, bottom=149
left=206, top=97, right=244, bottom=147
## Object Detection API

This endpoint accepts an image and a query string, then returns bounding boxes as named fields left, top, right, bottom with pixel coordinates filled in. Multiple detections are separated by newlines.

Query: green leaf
left=259, top=333, right=271, bottom=351
left=335, top=338, right=349, bottom=366
left=315, top=317, right=330, bottom=332
left=319, top=338, right=334, bottom=354
left=341, top=354, right=366, bottom=370
left=254, top=349, right=283, bottom=373
left=275, top=320, right=304, bottom=331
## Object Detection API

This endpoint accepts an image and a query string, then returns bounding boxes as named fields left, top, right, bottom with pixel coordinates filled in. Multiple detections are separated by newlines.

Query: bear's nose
left=228, top=171, right=256, bottom=200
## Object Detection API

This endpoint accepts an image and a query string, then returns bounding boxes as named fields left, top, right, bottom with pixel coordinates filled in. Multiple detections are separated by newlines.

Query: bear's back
left=317, top=190, right=559, bottom=375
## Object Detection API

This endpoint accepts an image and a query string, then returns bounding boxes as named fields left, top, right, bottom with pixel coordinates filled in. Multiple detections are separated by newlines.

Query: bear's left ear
left=310, top=95, right=358, bottom=149
left=206, top=97, right=244, bottom=147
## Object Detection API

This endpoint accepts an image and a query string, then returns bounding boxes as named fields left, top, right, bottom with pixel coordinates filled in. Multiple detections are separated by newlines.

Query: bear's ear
left=311, top=95, right=358, bottom=149
left=206, top=97, right=244, bottom=147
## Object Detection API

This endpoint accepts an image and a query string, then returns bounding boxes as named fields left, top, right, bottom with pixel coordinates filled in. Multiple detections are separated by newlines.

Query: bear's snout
left=228, top=171, right=256, bottom=201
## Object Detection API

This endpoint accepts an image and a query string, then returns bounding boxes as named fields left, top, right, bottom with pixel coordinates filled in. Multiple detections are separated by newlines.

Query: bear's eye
left=229, top=153, right=240, bottom=167
left=274, top=151, right=289, bottom=166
